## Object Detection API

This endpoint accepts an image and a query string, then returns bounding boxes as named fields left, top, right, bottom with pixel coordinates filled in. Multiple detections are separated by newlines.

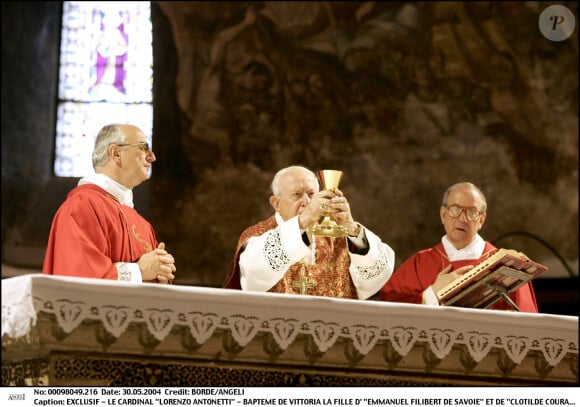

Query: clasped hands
left=138, top=242, right=176, bottom=284
left=299, top=188, right=358, bottom=236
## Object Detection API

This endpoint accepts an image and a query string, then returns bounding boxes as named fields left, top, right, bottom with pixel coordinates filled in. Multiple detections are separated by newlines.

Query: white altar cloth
left=2, top=275, right=578, bottom=367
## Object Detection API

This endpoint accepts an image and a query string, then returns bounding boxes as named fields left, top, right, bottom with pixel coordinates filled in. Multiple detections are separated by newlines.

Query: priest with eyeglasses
left=379, top=182, right=538, bottom=312
left=43, top=124, right=176, bottom=285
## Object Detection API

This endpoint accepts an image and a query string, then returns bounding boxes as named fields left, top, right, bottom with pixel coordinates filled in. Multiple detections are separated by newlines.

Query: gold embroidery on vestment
left=132, top=224, right=152, bottom=252
left=271, top=236, right=356, bottom=298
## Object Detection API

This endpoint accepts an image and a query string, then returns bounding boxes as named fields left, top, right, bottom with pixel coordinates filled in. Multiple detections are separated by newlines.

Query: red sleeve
left=42, top=186, right=155, bottom=280
left=513, top=282, right=539, bottom=313
left=223, top=253, right=242, bottom=289
left=379, top=242, right=539, bottom=313
left=491, top=282, right=539, bottom=313
left=379, top=248, right=442, bottom=304
left=480, top=243, right=539, bottom=313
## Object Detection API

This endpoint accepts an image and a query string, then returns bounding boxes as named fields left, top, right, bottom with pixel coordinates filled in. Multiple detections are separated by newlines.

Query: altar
left=2, top=275, right=578, bottom=386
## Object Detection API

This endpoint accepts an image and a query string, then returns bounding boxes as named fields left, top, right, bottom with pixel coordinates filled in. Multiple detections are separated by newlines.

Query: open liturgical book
left=436, top=248, right=548, bottom=311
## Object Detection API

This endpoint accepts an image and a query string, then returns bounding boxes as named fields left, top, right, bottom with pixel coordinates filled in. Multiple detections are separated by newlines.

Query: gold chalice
left=310, top=169, right=348, bottom=238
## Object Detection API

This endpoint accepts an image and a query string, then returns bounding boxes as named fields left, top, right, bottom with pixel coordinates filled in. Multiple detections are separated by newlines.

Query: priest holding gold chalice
left=223, top=165, right=395, bottom=299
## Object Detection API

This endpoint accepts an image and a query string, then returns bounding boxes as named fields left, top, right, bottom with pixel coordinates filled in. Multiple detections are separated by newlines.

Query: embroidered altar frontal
left=2, top=275, right=578, bottom=386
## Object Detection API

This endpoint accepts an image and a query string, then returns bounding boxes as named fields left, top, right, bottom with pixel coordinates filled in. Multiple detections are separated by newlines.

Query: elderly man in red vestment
left=223, top=165, right=395, bottom=299
left=43, top=124, right=176, bottom=284
left=379, top=182, right=538, bottom=312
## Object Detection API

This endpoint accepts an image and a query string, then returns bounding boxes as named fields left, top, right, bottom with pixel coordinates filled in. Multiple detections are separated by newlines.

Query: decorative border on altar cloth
left=2, top=275, right=578, bottom=369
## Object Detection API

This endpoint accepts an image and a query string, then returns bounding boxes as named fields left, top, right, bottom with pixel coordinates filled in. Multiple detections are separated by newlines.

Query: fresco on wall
left=153, top=1, right=578, bottom=286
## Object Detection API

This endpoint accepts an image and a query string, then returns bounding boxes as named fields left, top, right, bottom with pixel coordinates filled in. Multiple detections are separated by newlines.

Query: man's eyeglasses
left=117, top=142, right=151, bottom=153
left=443, top=204, right=483, bottom=221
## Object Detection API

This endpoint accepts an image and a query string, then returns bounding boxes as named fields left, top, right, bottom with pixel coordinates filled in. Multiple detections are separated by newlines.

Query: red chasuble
left=223, top=216, right=357, bottom=298
left=42, top=184, right=158, bottom=280
left=379, top=242, right=538, bottom=313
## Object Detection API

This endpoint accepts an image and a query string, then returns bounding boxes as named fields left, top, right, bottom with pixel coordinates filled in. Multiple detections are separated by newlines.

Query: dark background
left=2, top=2, right=578, bottom=315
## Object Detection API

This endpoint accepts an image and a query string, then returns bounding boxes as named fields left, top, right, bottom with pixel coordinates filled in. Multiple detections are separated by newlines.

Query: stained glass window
left=55, top=1, right=153, bottom=177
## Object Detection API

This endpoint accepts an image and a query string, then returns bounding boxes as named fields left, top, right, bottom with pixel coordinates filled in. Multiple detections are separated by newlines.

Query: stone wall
left=1, top=2, right=578, bottom=291
left=149, top=2, right=579, bottom=286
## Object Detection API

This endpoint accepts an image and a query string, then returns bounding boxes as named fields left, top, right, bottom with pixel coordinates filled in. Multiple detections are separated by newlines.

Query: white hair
left=442, top=182, right=487, bottom=212
left=270, top=165, right=317, bottom=195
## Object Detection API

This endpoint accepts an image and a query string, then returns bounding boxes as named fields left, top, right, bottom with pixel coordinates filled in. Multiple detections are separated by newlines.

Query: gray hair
left=441, top=182, right=487, bottom=212
left=92, top=124, right=126, bottom=169
left=270, top=165, right=317, bottom=196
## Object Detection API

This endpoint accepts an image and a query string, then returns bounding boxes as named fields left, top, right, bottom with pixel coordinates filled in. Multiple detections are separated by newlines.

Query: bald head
left=93, top=124, right=129, bottom=169
left=91, top=124, right=154, bottom=189
left=442, top=182, right=487, bottom=212
left=271, top=166, right=318, bottom=196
